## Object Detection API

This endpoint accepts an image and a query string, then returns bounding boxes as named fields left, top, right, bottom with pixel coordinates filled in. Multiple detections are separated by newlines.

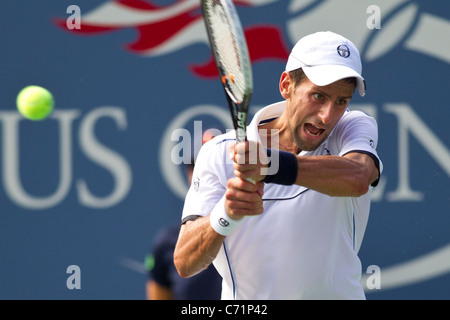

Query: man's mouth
left=304, top=123, right=325, bottom=137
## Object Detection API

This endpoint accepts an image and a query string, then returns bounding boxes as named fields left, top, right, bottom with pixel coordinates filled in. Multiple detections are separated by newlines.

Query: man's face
left=281, top=73, right=355, bottom=151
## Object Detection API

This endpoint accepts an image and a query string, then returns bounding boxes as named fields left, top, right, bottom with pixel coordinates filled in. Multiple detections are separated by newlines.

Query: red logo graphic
left=54, top=0, right=289, bottom=78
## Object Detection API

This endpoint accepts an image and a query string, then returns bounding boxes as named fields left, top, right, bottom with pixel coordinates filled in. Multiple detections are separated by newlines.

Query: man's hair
left=289, top=68, right=357, bottom=89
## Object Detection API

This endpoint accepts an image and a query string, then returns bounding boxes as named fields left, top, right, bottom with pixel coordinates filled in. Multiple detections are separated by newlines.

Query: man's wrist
left=210, top=196, right=243, bottom=236
left=263, top=149, right=298, bottom=185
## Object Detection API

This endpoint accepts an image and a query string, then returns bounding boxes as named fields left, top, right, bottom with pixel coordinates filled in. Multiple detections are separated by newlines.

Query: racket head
left=201, top=0, right=253, bottom=143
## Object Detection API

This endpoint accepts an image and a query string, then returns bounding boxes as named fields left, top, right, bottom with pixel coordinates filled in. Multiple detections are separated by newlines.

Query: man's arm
left=174, top=178, right=264, bottom=278
left=233, top=141, right=380, bottom=197
left=174, top=215, right=225, bottom=278
left=294, top=152, right=379, bottom=197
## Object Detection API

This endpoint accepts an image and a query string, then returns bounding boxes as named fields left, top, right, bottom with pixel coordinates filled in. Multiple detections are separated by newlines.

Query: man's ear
left=279, top=71, right=291, bottom=99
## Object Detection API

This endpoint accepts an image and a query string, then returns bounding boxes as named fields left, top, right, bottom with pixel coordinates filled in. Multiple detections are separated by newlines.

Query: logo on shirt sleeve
left=193, top=177, right=200, bottom=192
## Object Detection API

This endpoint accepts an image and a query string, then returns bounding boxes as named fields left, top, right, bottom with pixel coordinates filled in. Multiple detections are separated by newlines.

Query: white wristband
left=210, top=196, right=242, bottom=236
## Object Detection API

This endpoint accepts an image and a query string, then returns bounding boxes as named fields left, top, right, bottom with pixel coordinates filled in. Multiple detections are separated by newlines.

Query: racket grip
left=246, top=177, right=256, bottom=184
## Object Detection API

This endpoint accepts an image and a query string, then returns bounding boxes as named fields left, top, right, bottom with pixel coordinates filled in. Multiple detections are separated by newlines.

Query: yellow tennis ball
left=17, top=85, right=54, bottom=121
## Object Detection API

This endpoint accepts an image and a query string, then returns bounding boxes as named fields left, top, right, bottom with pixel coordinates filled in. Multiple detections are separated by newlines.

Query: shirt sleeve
left=335, top=110, right=383, bottom=181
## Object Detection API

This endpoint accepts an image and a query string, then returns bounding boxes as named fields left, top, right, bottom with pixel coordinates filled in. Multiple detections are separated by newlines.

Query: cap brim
left=303, top=65, right=366, bottom=97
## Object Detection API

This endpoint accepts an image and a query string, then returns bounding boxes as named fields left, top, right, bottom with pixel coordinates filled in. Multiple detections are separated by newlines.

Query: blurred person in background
left=145, top=131, right=221, bottom=300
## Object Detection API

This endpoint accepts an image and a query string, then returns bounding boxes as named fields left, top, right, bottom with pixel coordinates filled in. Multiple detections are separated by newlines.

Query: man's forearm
left=174, top=215, right=225, bottom=278
left=295, top=153, right=377, bottom=197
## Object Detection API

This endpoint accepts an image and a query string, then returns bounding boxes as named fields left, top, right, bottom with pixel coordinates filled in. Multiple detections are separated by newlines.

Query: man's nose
left=318, top=102, right=334, bottom=125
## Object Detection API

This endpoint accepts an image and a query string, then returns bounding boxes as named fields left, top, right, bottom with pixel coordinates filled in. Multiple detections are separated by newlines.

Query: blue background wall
left=0, top=0, right=449, bottom=299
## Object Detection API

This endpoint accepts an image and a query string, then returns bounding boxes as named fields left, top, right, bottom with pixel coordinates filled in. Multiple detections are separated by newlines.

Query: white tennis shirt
left=182, top=101, right=383, bottom=300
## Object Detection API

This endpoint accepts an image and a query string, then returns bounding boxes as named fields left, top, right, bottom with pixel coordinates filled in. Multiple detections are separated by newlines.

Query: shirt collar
left=248, top=101, right=286, bottom=142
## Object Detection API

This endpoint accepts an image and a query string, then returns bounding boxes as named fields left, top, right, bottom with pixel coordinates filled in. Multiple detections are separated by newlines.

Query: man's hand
left=225, top=177, right=264, bottom=221
left=229, top=141, right=269, bottom=183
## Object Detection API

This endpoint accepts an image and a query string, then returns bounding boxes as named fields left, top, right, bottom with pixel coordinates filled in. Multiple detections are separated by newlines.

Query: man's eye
left=313, top=93, right=324, bottom=100
left=336, top=99, right=348, bottom=106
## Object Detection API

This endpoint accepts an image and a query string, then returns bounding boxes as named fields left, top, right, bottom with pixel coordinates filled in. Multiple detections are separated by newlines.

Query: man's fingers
left=233, top=167, right=261, bottom=182
left=225, top=178, right=264, bottom=218
left=230, top=141, right=270, bottom=167
left=227, top=177, right=261, bottom=193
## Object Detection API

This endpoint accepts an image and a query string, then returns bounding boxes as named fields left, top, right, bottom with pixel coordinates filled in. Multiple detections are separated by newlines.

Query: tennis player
left=174, top=31, right=382, bottom=300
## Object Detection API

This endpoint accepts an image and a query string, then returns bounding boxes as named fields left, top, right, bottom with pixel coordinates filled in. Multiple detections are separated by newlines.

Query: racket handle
left=246, top=177, right=256, bottom=184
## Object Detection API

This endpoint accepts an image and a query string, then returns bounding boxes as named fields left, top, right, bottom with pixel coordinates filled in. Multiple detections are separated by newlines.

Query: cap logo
left=337, top=44, right=350, bottom=58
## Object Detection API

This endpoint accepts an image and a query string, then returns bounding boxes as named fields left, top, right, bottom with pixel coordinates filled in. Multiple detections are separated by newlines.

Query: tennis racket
left=201, top=0, right=253, bottom=146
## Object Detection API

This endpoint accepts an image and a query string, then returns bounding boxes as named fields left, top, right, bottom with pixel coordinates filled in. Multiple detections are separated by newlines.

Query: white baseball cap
left=285, top=31, right=366, bottom=97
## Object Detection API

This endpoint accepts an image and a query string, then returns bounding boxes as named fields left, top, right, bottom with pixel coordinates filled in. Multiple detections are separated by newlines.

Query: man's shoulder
left=208, top=130, right=237, bottom=146
left=334, top=109, right=378, bottom=132
left=194, top=131, right=236, bottom=170
left=342, top=108, right=375, bottom=121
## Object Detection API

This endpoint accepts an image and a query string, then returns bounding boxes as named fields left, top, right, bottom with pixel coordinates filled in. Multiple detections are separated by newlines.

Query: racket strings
left=204, top=3, right=247, bottom=103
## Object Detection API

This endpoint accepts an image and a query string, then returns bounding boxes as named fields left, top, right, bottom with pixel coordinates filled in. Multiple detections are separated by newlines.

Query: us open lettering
left=350, top=103, right=450, bottom=202
left=162, top=103, right=450, bottom=203
left=0, top=107, right=132, bottom=210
